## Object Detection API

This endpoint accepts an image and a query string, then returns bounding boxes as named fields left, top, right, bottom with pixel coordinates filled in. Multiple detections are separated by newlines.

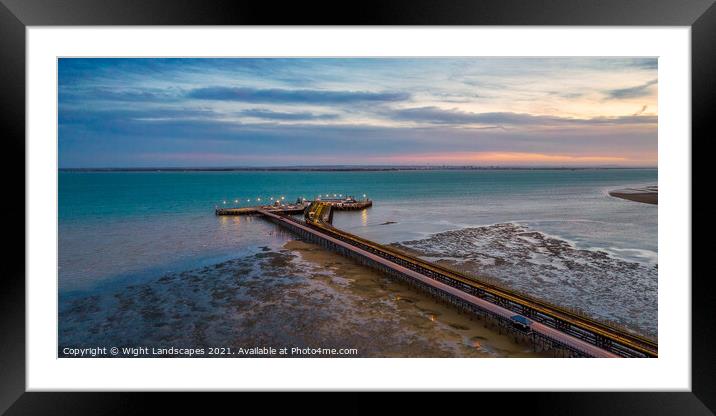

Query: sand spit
left=59, top=242, right=546, bottom=358
left=392, top=223, right=657, bottom=338
left=609, top=185, right=657, bottom=205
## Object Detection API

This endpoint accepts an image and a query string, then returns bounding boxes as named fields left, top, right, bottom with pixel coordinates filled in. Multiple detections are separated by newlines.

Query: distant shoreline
left=609, top=185, right=658, bottom=205
left=59, top=166, right=658, bottom=173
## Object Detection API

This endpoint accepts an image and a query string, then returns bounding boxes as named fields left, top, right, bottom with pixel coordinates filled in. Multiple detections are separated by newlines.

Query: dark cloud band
left=187, top=87, right=410, bottom=104
left=389, top=106, right=656, bottom=126
left=239, top=108, right=339, bottom=121
left=605, top=79, right=658, bottom=99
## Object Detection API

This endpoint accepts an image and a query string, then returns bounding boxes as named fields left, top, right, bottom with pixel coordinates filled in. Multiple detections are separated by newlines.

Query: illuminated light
left=257, top=198, right=261, bottom=201
left=247, top=199, right=250, bottom=202
left=363, top=194, right=367, bottom=198
left=222, top=201, right=226, bottom=204
left=234, top=200, right=238, bottom=203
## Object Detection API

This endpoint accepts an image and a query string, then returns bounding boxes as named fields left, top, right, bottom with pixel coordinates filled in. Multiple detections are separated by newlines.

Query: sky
left=58, top=58, right=657, bottom=168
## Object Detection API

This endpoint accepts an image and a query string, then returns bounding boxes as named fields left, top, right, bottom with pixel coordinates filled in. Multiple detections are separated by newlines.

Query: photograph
left=57, top=57, right=658, bottom=359
left=2, top=0, right=709, bottom=410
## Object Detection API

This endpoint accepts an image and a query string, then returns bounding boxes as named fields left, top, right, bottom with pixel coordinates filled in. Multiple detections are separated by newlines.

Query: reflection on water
left=218, top=214, right=245, bottom=231
left=361, top=208, right=368, bottom=227
left=59, top=213, right=289, bottom=292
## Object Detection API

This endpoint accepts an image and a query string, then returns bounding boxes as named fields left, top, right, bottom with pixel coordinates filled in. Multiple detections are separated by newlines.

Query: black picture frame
left=1, top=0, right=712, bottom=413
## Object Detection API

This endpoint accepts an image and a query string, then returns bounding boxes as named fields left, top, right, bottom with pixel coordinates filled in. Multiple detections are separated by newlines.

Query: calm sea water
left=59, top=169, right=657, bottom=293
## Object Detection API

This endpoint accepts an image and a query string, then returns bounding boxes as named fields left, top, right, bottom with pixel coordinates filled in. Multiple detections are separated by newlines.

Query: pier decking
left=215, top=197, right=372, bottom=216
left=216, top=197, right=657, bottom=358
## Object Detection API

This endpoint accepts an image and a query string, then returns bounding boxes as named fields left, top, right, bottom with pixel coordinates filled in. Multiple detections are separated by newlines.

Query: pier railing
left=295, top=202, right=657, bottom=358
left=220, top=199, right=656, bottom=358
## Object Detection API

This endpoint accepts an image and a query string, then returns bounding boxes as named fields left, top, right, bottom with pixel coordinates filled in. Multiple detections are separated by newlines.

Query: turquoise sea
left=58, top=168, right=658, bottom=344
left=59, top=169, right=657, bottom=289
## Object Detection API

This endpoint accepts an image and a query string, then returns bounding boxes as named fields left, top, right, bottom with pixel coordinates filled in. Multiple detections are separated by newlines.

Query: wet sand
left=59, top=240, right=547, bottom=357
left=609, top=185, right=657, bottom=205
left=283, top=240, right=546, bottom=357
left=392, top=223, right=657, bottom=338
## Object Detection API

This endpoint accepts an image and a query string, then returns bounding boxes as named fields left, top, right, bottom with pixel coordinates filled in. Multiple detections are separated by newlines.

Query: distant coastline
left=609, top=185, right=658, bottom=205
left=59, top=166, right=658, bottom=173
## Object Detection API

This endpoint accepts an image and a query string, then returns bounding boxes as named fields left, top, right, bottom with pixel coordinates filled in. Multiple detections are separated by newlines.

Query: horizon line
left=59, top=164, right=658, bottom=171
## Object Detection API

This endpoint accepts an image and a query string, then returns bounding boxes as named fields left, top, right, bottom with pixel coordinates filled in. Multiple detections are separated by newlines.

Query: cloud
left=548, top=91, right=584, bottom=99
left=633, top=105, right=648, bottom=116
left=57, top=58, right=658, bottom=168
left=390, top=107, right=488, bottom=124
left=59, top=87, right=184, bottom=105
left=587, top=115, right=657, bottom=125
left=605, top=79, right=657, bottom=99
left=627, top=58, right=658, bottom=70
left=389, top=106, right=656, bottom=126
left=59, top=108, right=220, bottom=125
left=365, top=151, right=632, bottom=166
left=239, top=108, right=339, bottom=121
left=186, top=87, right=410, bottom=104
left=58, top=105, right=657, bottom=168
left=135, top=150, right=644, bottom=167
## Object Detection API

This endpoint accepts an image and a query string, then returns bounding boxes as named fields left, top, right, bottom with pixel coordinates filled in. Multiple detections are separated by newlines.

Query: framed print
left=2, top=0, right=713, bottom=413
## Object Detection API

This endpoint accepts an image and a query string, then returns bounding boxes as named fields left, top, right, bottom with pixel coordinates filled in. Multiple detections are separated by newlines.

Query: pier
left=215, top=206, right=306, bottom=216
left=215, top=196, right=372, bottom=216
left=216, top=197, right=657, bottom=358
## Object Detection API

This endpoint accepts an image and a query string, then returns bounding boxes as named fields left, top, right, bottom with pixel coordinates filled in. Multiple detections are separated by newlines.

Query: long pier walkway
left=218, top=199, right=657, bottom=358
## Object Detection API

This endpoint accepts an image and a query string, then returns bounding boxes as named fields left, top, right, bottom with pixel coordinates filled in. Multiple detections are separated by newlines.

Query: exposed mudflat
left=391, top=223, right=657, bottom=338
left=609, top=185, right=658, bottom=205
left=59, top=240, right=546, bottom=357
